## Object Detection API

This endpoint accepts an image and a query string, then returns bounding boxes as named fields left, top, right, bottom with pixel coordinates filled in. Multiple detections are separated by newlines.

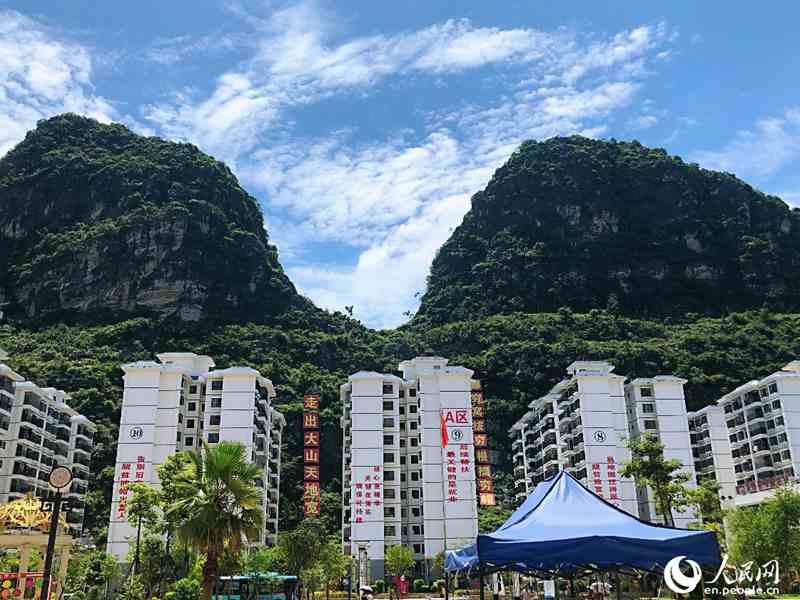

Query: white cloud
left=0, top=10, right=118, bottom=156
left=287, top=194, right=471, bottom=328
left=628, top=114, right=658, bottom=130
left=144, top=32, right=249, bottom=65
left=691, top=108, right=800, bottom=179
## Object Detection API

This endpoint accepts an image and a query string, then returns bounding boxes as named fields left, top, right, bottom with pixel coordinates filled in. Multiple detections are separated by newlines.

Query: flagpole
left=440, top=409, right=450, bottom=572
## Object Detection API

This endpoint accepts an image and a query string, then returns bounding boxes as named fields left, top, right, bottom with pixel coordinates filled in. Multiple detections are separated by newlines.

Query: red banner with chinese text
left=303, top=394, right=321, bottom=517
left=471, top=388, right=496, bottom=506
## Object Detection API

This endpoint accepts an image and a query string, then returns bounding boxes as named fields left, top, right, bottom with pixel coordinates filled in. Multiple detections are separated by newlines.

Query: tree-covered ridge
left=3, top=309, right=799, bottom=541
left=0, top=114, right=309, bottom=323
left=415, top=136, right=800, bottom=326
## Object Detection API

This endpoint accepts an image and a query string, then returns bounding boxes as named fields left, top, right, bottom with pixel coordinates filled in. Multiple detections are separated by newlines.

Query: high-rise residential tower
left=107, top=352, right=284, bottom=560
left=341, top=357, right=479, bottom=580
left=510, top=361, right=638, bottom=516
left=0, top=349, right=96, bottom=532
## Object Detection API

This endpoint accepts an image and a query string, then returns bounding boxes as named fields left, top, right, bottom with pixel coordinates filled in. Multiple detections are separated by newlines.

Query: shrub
left=374, top=580, right=386, bottom=594
left=413, top=579, right=428, bottom=593
left=432, top=580, right=445, bottom=593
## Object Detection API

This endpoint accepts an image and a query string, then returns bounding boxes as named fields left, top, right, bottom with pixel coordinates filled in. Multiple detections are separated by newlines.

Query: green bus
left=213, top=572, right=298, bottom=600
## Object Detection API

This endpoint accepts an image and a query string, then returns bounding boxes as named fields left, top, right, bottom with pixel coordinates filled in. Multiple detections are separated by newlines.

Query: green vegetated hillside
left=3, top=116, right=800, bottom=544
left=0, top=114, right=309, bottom=324
left=415, top=136, right=800, bottom=326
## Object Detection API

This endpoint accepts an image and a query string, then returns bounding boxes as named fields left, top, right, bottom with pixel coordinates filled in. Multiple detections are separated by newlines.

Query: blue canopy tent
left=445, top=471, right=720, bottom=576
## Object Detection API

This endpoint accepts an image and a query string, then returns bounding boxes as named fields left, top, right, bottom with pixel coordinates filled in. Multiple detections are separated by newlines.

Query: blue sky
left=2, top=1, right=800, bottom=328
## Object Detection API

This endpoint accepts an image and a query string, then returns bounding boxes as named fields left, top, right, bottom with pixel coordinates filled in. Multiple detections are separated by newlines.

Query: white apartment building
left=510, top=361, right=638, bottom=517
left=107, top=352, right=284, bottom=560
left=341, top=357, right=479, bottom=581
left=710, top=362, right=800, bottom=506
left=687, top=405, right=737, bottom=504
left=0, top=349, right=96, bottom=532
left=625, top=377, right=697, bottom=527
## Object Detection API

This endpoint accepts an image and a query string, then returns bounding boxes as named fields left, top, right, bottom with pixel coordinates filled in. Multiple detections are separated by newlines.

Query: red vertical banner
left=472, top=388, right=496, bottom=506
left=303, top=394, right=321, bottom=517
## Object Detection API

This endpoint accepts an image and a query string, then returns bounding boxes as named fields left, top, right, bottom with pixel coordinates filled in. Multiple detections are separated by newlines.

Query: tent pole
left=480, top=564, right=485, bottom=600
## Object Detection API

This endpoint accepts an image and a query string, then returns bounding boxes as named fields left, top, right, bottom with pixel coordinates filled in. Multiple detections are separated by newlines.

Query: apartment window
left=409, top=421, right=417, bottom=430
left=384, top=470, right=396, bottom=481
left=383, top=417, right=394, bottom=428
left=400, top=490, right=407, bottom=500
left=400, top=473, right=406, bottom=482
left=413, top=544, right=423, bottom=554
left=399, top=406, right=405, bottom=415
left=410, top=438, right=418, bottom=447
left=411, top=525, right=422, bottom=535
left=383, top=401, right=394, bottom=411
left=384, top=435, right=394, bottom=445
left=211, top=397, right=222, bottom=408
left=185, top=437, right=194, bottom=447
left=384, top=488, right=396, bottom=499
left=640, top=387, right=653, bottom=397
left=411, top=471, right=420, bottom=481
left=769, top=383, right=778, bottom=395
left=382, top=384, right=394, bottom=395
left=399, top=439, right=406, bottom=448
left=409, top=405, right=417, bottom=414
left=412, top=507, right=421, bottom=517
left=176, top=432, right=182, bottom=442
left=188, top=402, right=197, bottom=412
left=384, top=452, right=395, bottom=463
left=399, top=423, right=406, bottom=431
left=208, top=433, right=219, bottom=443
left=210, top=415, right=221, bottom=426
left=186, top=419, right=195, bottom=429
left=211, top=380, right=223, bottom=391
left=384, top=507, right=396, bottom=518
left=641, top=403, right=654, bottom=414
left=384, top=525, right=396, bottom=537
left=178, top=414, right=183, bottom=423
left=400, top=456, right=406, bottom=465
left=189, top=385, right=198, bottom=394
left=409, top=389, right=416, bottom=397
left=410, top=454, right=419, bottom=464
left=773, top=400, right=782, bottom=409
left=399, top=389, right=405, bottom=398
left=644, top=420, right=658, bottom=430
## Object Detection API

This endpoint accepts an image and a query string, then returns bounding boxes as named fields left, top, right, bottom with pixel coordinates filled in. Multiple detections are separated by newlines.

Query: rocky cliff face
left=415, top=136, right=800, bottom=326
left=0, top=114, right=307, bottom=323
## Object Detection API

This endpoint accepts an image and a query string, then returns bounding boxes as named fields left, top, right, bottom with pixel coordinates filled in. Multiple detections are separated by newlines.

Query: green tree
left=277, top=519, right=326, bottom=599
left=384, top=545, right=414, bottom=599
left=318, top=537, right=350, bottom=600
left=620, top=433, right=689, bottom=526
left=478, top=506, right=512, bottom=533
left=166, top=577, right=200, bottom=600
left=127, top=481, right=163, bottom=574
left=167, top=441, right=264, bottom=600
left=728, top=486, right=800, bottom=591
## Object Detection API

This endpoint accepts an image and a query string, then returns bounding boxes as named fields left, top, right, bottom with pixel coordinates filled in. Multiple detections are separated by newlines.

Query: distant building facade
left=0, top=348, right=96, bottom=532
left=510, top=361, right=639, bottom=516
left=107, top=352, right=284, bottom=560
left=511, top=362, right=700, bottom=526
left=625, top=377, right=697, bottom=527
left=341, top=357, right=479, bottom=580
left=693, top=361, right=800, bottom=508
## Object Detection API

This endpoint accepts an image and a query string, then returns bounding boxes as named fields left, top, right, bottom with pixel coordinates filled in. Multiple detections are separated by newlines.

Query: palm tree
left=167, top=441, right=264, bottom=600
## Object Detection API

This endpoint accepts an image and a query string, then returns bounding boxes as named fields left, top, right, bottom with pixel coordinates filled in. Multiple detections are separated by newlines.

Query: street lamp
left=40, top=466, right=72, bottom=600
